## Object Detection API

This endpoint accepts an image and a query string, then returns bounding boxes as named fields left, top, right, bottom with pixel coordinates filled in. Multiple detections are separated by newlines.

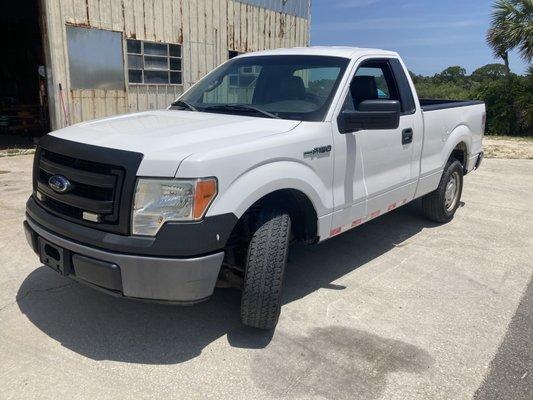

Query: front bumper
left=24, top=218, right=225, bottom=303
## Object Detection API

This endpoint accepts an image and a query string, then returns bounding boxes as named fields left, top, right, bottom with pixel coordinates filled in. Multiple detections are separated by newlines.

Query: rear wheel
left=240, top=208, right=291, bottom=330
left=422, top=159, right=463, bottom=223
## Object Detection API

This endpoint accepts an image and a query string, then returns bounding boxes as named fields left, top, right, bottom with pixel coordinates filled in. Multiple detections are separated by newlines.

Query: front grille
left=33, top=136, right=144, bottom=235
left=36, top=149, right=124, bottom=224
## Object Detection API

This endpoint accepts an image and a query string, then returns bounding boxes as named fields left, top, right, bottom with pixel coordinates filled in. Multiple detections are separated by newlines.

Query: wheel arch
left=208, top=161, right=328, bottom=246
left=444, top=125, right=472, bottom=173
left=207, top=161, right=330, bottom=220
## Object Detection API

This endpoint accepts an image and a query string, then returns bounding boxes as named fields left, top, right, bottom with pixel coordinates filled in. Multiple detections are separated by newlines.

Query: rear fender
left=443, top=125, right=471, bottom=169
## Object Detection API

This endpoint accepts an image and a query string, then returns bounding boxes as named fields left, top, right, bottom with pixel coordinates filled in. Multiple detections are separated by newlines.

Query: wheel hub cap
left=444, top=172, right=459, bottom=211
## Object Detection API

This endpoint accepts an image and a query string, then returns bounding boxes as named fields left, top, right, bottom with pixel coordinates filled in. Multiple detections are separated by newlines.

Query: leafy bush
left=413, top=64, right=532, bottom=136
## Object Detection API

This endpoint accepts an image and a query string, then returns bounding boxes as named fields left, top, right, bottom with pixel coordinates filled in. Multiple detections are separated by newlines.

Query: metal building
left=1, top=1, right=310, bottom=134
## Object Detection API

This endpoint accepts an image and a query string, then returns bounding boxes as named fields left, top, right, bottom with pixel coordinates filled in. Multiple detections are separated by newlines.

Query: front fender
left=207, top=161, right=331, bottom=218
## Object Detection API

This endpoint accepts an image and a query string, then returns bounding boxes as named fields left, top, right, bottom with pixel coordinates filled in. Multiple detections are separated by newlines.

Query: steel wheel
left=444, top=171, right=460, bottom=212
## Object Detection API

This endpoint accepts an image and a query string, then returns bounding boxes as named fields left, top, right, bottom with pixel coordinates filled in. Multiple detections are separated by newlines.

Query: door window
left=343, top=61, right=400, bottom=111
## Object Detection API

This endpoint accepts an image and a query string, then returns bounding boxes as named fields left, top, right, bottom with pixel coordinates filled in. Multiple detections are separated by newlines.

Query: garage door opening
left=0, top=2, right=48, bottom=152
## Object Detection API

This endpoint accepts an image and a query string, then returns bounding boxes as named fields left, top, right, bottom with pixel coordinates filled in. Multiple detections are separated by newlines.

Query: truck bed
left=420, top=99, right=484, bottom=112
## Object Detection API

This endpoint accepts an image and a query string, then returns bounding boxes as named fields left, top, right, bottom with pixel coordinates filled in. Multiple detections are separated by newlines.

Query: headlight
left=132, top=178, right=217, bottom=236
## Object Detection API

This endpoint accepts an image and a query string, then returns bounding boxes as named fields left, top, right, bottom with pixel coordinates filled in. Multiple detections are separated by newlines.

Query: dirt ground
left=483, top=136, right=533, bottom=159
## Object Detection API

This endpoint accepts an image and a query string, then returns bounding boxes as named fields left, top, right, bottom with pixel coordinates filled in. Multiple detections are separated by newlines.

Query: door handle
left=402, top=128, right=413, bottom=145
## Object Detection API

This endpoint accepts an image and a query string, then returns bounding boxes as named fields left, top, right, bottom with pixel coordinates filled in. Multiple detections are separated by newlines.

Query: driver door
left=331, top=58, right=416, bottom=234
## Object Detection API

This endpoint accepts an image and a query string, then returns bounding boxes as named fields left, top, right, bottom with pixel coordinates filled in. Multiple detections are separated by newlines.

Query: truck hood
left=49, top=110, right=301, bottom=176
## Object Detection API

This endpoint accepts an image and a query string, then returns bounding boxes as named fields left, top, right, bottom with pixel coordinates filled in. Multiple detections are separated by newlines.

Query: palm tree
left=487, top=0, right=533, bottom=78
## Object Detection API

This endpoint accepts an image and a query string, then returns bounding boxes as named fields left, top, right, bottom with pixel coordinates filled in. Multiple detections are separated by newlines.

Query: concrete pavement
left=0, top=155, right=532, bottom=399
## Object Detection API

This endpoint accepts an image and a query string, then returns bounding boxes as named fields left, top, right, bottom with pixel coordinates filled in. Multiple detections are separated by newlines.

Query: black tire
left=240, top=208, right=291, bottom=330
left=422, top=159, right=464, bottom=223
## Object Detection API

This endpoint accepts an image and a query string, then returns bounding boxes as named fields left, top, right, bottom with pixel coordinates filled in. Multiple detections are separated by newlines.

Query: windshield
left=176, top=55, right=349, bottom=121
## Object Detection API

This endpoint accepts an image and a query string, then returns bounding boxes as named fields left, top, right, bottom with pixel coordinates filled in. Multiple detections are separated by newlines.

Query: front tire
left=240, top=208, right=291, bottom=330
left=422, top=159, right=464, bottom=223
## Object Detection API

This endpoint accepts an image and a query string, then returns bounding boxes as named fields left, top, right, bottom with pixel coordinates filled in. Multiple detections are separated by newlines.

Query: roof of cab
left=236, top=46, right=399, bottom=59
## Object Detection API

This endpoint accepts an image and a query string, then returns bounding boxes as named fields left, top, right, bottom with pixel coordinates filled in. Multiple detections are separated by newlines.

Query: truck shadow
left=17, top=203, right=439, bottom=365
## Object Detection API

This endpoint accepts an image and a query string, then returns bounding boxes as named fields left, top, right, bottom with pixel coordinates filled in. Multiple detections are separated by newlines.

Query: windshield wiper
left=170, top=100, right=198, bottom=111
left=204, top=104, right=280, bottom=119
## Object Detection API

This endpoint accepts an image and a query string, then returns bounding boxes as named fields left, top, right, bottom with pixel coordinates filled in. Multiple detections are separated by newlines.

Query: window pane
left=170, top=71, right=182, bottom=84
left=169, top=44, right=181, bottom=57
left=128, top=69, right=143, bottom=83
left=297, top=67, right=341, bottom=99
left=127, top=39, right=142, bottom=54
left=144, top=42, right=167, bottom=56
left=145, top=70, right=169, bottom=84
left=356, top=67, right=390, bottom=98
left=128, top=54, right=143, bottom=69
left=203, top=66, right=261, bottom=104
left=66, top=26, right=125, bottom=90
left=144, top=56, right=168, bottom=70
left=170, top=58, right=181, bottom=71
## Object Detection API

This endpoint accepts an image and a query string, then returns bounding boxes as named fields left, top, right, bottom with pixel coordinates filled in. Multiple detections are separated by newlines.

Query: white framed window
left=126, top=39, right=182, bottom=85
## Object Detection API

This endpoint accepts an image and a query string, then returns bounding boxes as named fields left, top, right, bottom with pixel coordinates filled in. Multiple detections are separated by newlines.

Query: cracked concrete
left=0, top=283, right=74, bottom=313
left=0, top=154, right=532, bottom=400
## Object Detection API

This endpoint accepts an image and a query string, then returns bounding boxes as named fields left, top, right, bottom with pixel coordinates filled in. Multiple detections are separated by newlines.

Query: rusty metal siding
left=234, top=0, right=310, bottom=19
left=42, top=0, right=310, bottom=130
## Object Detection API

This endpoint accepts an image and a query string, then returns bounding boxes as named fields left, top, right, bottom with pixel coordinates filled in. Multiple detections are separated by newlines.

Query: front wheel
left=240, top=208, right=291, bottom=330
left=422, top=159, right=464, bottom=223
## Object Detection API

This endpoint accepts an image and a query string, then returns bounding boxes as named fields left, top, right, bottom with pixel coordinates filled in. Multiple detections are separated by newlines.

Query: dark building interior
left=1, top=2, right=48, bottom=149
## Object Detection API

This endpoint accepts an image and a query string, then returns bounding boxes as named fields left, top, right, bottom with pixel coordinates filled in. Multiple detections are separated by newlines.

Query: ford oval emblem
left=48, top=175, right=72, bottom=193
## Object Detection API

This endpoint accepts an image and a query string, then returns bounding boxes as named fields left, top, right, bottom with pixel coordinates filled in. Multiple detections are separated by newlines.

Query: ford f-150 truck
left=24, top=47, right=485, bottom=329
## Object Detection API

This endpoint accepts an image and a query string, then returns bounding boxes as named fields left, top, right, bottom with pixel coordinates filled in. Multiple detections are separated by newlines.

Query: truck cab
left=24, top=47, right=485, bottom=329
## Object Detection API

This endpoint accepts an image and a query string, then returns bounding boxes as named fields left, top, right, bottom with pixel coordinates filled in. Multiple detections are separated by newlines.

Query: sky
left=310, top=0, right=529, bottom=76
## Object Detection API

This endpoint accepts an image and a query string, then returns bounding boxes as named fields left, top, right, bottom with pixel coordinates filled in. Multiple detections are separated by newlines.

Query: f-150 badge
left=304, top=145, right=332, bottom=158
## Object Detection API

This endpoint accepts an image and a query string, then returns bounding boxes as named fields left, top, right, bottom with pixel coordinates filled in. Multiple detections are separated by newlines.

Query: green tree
left=411, top=63, right=532, bottom=136
left=486, top=0, right=532, bottom=134
left=434, top=66, right=467, bottom=84
left=517, top=70, right=533, bottom=133
left=408, top=70, right=425, bottom=85
left=471, top=63, right=508, bottom=81
left=487, top=0, right=533, bottom=78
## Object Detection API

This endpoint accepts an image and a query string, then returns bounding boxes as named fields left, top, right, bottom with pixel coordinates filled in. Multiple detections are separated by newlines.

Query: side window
left=356, top=67, right=391, bottom=99
left=343, top=60, right=400, bottom=111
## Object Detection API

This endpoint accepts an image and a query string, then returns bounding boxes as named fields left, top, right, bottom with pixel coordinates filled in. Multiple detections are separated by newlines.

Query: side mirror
left=338, top=100, right=401, bottom=133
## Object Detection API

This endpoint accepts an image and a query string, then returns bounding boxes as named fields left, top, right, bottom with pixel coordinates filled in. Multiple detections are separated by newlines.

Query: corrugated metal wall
left=234, top=0, right=310, bottom=19
left=41, top=0, right=310, bottom=130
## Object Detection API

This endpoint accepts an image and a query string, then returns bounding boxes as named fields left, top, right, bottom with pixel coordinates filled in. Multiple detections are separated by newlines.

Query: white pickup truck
left=24, top=47, right=485, bottom=329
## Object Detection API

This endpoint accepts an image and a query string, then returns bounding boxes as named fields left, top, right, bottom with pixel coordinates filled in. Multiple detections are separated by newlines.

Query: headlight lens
left=132, top=178, right=217, bottom=236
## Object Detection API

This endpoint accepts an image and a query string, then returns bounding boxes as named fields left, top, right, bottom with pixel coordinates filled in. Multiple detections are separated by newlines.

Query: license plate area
left=39, top=238, right=68, bottom=275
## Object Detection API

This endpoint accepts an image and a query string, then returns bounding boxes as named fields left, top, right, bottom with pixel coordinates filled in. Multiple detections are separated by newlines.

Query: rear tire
left=422, top=159, right=463, bottom=223
left=240, top=208, right=291, bottom=330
